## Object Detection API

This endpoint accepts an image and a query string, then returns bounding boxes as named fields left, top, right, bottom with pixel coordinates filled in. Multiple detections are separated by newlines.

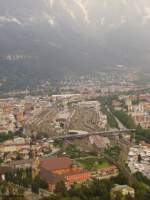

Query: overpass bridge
left=50, top=129, right=136, bottom=141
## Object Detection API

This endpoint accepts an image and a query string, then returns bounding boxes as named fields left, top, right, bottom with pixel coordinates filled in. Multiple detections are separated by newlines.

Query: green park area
left=75, top=156, right=112, bottom=170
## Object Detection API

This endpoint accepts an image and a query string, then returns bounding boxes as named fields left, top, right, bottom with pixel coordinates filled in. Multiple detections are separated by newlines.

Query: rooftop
left=40, top=157, right=73, bottom=171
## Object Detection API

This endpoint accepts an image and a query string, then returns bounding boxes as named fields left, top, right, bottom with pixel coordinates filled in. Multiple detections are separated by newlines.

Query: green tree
left=135, top=128, right=150, bottom=143
left=126, top=194, right=135, bottom=200
left=32, top=181, right=39, bottom=194
left=138, top=154, right=142, bottom=163
left=54, top=181, right=67, bottom=196
left=113, top=111, right=136, bottom=129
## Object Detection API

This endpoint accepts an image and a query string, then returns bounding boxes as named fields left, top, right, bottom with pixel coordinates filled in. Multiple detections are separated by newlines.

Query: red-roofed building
left=39, top=157, right=91, bottom=192
left=97, top=166, right=118, bottom=176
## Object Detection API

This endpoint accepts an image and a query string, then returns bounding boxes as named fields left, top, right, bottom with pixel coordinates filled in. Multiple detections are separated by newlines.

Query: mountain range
left=0, top=0, right=150, bottom=90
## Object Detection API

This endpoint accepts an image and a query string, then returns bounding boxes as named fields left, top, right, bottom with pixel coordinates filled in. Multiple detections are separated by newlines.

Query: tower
left=32, top=157, right=40, bottom=179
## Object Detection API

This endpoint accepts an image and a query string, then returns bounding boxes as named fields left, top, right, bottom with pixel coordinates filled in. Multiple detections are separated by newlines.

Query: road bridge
left=50, top=129, right=136, bottom=141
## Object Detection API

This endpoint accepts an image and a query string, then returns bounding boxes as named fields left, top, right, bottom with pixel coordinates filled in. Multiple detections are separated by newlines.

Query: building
left=55, top=109, right=73, bottom=129
left=97, top=166, right=118, bottom=177
left=52, top=94, right=81, bottom=102
left=112, top=100, right=122, bottom=111
left=32, top=157, right=40, bottom=178
left=89, top=136, right=110, bottom=149
left=39, top=157, right=91, bottom=192
left=126, top=100, right=150, bottom=128
left=15, top=111, right=24, bottom=125
left=78, top=101, right=100, bottom=111
left=128, top=144, right=150, bottom=178
left=111, top=185, right=135, bottom=200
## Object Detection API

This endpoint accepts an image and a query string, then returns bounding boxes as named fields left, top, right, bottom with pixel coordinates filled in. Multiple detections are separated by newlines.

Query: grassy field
left=76, top=156, right=111, bottom=170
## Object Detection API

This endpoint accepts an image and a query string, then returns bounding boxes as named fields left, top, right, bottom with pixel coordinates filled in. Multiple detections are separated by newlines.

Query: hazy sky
left=0, top=0, right=150, bottom=76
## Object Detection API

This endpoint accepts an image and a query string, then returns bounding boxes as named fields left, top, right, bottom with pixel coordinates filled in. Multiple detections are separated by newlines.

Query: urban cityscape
left=0, top=0, right=150, bottom=200
left=0, top=68, right=150, bottom=200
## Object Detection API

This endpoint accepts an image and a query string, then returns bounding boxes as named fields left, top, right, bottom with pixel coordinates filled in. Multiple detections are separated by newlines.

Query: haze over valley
left=0, top=0, right=150, bottom=90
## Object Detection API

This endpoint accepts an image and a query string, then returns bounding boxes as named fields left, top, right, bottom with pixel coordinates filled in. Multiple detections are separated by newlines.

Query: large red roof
left=40, top=157, right=73, bottom=171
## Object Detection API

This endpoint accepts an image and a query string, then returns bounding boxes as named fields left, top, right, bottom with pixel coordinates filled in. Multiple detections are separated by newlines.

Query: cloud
left=60, top=0, right=77, bottom=21
left=49, top=0, right=54, bottom=8
left=100, top=17, right=105, bottom=25
left=43, top=13, right=55, bottom=25
left=0, top=16, right=22, bottom=25
left=43, top=0, right=55, bottom=8
left=122, top=0, right=127, bottom=6
left=121, top=16, right=127, bottom=24
left=74, top=0, right=90, bottom=24
left=142, top=5, right=150, bottom=24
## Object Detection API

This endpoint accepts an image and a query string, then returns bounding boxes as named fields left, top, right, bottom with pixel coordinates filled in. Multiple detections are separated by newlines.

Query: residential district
left=0, top=72, right=150, bottom=200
